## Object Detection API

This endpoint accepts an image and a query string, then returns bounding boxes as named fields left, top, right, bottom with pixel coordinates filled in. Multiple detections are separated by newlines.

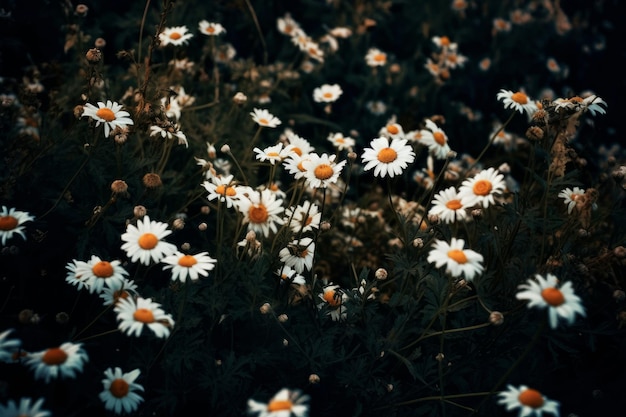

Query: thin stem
left=465, top=111, right=517, bottom=176
left=243, top=0, right=268, bottom=65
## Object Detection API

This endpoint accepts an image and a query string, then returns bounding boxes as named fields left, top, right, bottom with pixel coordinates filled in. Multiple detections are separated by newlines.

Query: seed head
left=142, top=173, right=163, bottom=189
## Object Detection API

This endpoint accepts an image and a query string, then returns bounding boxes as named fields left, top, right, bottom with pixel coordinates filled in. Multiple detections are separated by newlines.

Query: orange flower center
left=96, top=108, right=116, bottom=122
left=570, top=96, right=583, bottom=103
left=178, top=255, right=198, bottom=267
left=268, top=400, right=293, bottom=412
left=447, top=249, right=467, bottom=264
left=138, top=233, right=159, bottom=250
left=114, top=290, right=131, bottom=302
left=216, top=184, right=237, bottom=197
left=206, top=27, right=215, bottom=34
left=133, top=308, right=155, bottom=323
left=297, top=161, right=306, bottom=172
left=541, top=287, right=565, bottom=306
left=305, top=216, right=313, bottom=226
left=374, top=53, right=386, bottom=62
left=440, top=36, right=451, bottom=46
left=433, top=132, right=446, bottom=146
left=0, top=215, right=18, bottom=231
left=42, top=347, right=68, bottom=365
left=323, top=289, right=342, bottom=307
left=314, top=164, right=334, bottom=180
left=249, top=205, right=269, bottom=224
left=92, top=261, right=114, bottom=278
left=377, top=147, right=397, bottom=163
left=511, top=92, right=528, bottom=104
left=518, top=388, right=544, bottom=409
left=169, top=32, right=182, bottom=40
left=110, top=379, right=130, bottom=398
left=445, top=199, right=462, bottom=210
left=291, top=147, right=302, bottom=156
left=267, top=152, right=280, bottom=158
left=258, top=118, right=269, bottom=125
left=472, top=179, right=492, bottom=196
left=323, top=92, right=333, bottom=99
left=387, top=124, right=399, bottom=135
left=335, top=137, right=345, bottom=143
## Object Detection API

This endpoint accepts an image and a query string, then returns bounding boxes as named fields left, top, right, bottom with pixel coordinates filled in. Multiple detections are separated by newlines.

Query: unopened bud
left=308, top=374, right=320, bottom=384
left=375, top=268, right=388, bottom=280
left=260, top=303, right=271, bottom=314
left=133, top=205, right=147, bottom=218
left=489, top=311, right=504, bottom=326
left=220, top=144, right=231, bottom=153
left=277, top=314, right=288, bottom=323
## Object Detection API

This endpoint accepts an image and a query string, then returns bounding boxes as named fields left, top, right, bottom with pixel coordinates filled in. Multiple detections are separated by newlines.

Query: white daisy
left=0, top=206, right=34, bottom=245
left=379, top=122, right=405, bottom=140
left=250, top=108, right=282, bottom=128
left=313, top=84, right=343, bottom=103
left=25, top=342, right=88, bottom=383
left=283, top=153, right=311, bottom=180
left=361, top=136, right=416, bottom=178
left=557, top=186, right=586, bottom=214
left=158, top=26, right=194, bottom=46
left=279, top=237, right=315, bottom=274
left=457, top=167, right=506, bottom=208
left=317, top=284, right=349, bottom=321
left=120, top=216, right=177, bottom=266
left=497, top=89, right=538, bottom=116
left=114, top=296, right=175, bottom=338
left=432, top=35, right=457, bottom=51
left=73, top=255, right=129, bottom=294
left=99, top=367, right=145, bottom=414
left=581, top=94, right=607, bottom=116
left=65, top=259, right=92, bottom=291
left=149, top=124, right=188, bottom=147
left=0, top=398, right=51, bottom=417
left=301, top=152, right=347, bottom=189
left=198, top=20, right=226, bottom=36
left=202, top=174, right=242, bottom=208
left=327, top=132, right=355, bottom=151
left=81, top=100, right=134, bottom=138
left=516, top=273, right=586, bottom=329
left=284, top=200, right=321, bottom=233
left=277, top=14, right=301, bottom=36
left=419, top=119, right=452, bottom=160
left=275, top=265, right=306, bottom=286
left=497, top=384, right=560, bottom=417
left=283, top=130, right=314, bottom=157
left=0, top=329, right=21, bottom=363
left=253, top=143, right=290, bottom=165
left=99, top=278, right=140, bottom=307
left=236, top=189, right=284, bottom=238
left=427, top=237, right=484, bottom=281
left=365, top=47, right=387, bottom=67
left=248, top=388, right=310, bottom=417
left=428, top=186, right=468, bottom=224
left=161, top=251, right=217, bottom=282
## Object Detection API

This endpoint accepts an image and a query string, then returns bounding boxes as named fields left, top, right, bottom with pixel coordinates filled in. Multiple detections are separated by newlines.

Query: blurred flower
left=254, top=143, right=291, bottom=165
left=497, top=384, right=559, bottom=417
left=366, top=100, right=387, bottom=115
left=25, top=342, right=88, bottom=383
left=427, top=237, right=484, bottom=280
left=65, top=259, right=91, bottom=291
left=432, top=35, right=457, bottom=51
left=279, top=237, right=315, bottom=273
left=0, top=329, right=21, bottom=363
left=149, top=124, right=188, bottom=147
left=161, top=251, right=217, bottom=282
left=99, top=367, right=144, bottom=415
left=458, top=167, right=506, bottom=208
left=284, top=200, right=321, bottom=233
left=365, top=47, right=387, bottom=67
left=558, top=186, right=586, bottom=214
left=247, top=388, right=309, bottom=417
left=313, top=84, right=343, bottom=103
left=236, top=189, right=284, bottom=237
left=497, top=89, right=538, bottom=116
left=81, top=100, right=134, bottom=137
left=419, top=119, right=452, bottom=160
left=327, top=132, right=355, bottom=151
left=302, top=153, right=347, bottom=189
left=250, top=108, right=282, bottom=128
left=516, top=273, right=586, bottom=329
left=0, top=206, right=34, bottom=245
left=160, top=96, right=181, bottom=120
left=275, top=265, right=306, bottom=286
left=120, top=216, right=177, bottom=265
left=159, top=26, right=194, bottom=46
left=0, top=398, right=51, bottom=417
left=114, top=297, right=175, bottom=338
left=277, top=14, right=301, bottom=37
left=198, top=20, right=226, bottom=36
left=73, top=255, right=129, bottom=294
left=283, top=130, right=314, bottom=156
left=361, top=137, right=416, bottom=178
left=428, top=186, right=468, bottom=224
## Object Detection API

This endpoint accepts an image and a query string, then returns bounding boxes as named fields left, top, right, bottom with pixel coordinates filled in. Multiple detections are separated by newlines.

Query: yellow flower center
left=110, top=379, right=130, bottom=398
left=42, top=347, right=68, bottom=365
left=138, top=233, right=159, bottom=250
left=215, top=184, right=237, bottom=197
left=445, top=199, right=462, bottom=210
left=374, top=53, right=386, bottom=62
left=433, top=132, right=446, bottom=146
left=335, top=137, right=345, bottom=143
left=178, top=255, right=198, bottom=268
left=518, top=388, right=544, bottom=409
left=472, top=179, right=493, bottom=196
left=258, top=118, right=269, bottom=125
left=249, top=205, right=269, bottom=224
left=541, top=287, right=565, bottom=306
left=133, top=308, right=155, bottom=323
left=323, top=92, right=334, bottom=99
left=323, top=289, right=342, bottom=307
left=267, top=400, right=293, bottom=412
left=297, top=161, right=306, bottom=172
left=377, top=147, right=397, bottom=163
left=314, top=164, right=334, bottom=180
left=267, top=152, right=280, bottom=158
left=92, top=261, right=114, bottom=278
left=0, top=215, right=18, bottom=231
left=291, top=147, right=302, bottom=156
left=96, top=108, right=116, bottom=122
left=447, top=249, right=467, bottom=264
left=387, top=124, right=399, bottom=135
left=169, top=32, right=182, bottom=40
left=511, top=92, right=528, bottom=104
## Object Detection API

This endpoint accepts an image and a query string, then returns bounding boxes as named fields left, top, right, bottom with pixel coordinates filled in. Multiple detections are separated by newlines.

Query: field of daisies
left=1, top=1, right=625, bottom=416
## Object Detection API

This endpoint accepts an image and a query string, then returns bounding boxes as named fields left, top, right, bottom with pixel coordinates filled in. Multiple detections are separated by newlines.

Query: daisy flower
left=99, top=367, right=144, bottom=415
left=161, top=251, right=217, bottom=282
left=65, top=259, right=92, bottom=291
left=114, top=296, right=175, bottom=338
left=277, top=14, right=301, bottom=36
left=365, top=47, right=387, bottom=67
left=283, top=153, right=311, bottom=181
left=427, top=237, right=484, bottom=281
left=428, top=186, right=468, bottom=224
left=283, top=130, right=314, bottom=157
left=516, top=273, right=586, bottom=329
left=72, top=255, right=129, bottom=294
left=236, top=189, right=285, bottom=238
left=497, top=89, right=538, bottom=116
left=279, top=237, right=315, bottom=273
left=254, top=143, right=290, bottom=165
left=497, top=384, right=559, bottom=417
left=284, top=200, right=321, bottom=233
left=419, top=119, right=452, bottom=160
left=25, top=342, right=88, bottom=383
left=160, top=96, right=181, bottom=121
left=99, top=278, right=140, bottom=307
left=202, top=174, right=242, bottom=208
left=149, top=124, right=188, bottom=147
left=457, top=167, right=506, bottom=208
left=318, top=284, right=349, bottom=321
left=198, top=20, right=226, bottom=36
left=557, top=186, right=586, bottom=214
left=361, top=136, right=416, bottom=178
left=0, top=398, right=51, bottom=417
left=0, top=206, right=34, bottom=245
left=275, top=265, right=306, bottom=286
left=313, top=84, right=343, bottom=103
left=581, top=94, right=607, bottom=116
left=81, top=100, right=134, bottom=138
left=432, top=35, right=457, bottom=51
left=248, top=388, right=310, bottom=417
left=158, top=26, right=194, bottom=46
left=120, top=216, right=177, bottom=266
left=0, top=329, right=21, bottom=363
left=250, top=108, right=282, bottom=128
left=327, top=132, right=355, bottom=151
left=301, top=152, right=347, bottom=189
left=379, top=121, right=405, bottom=140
